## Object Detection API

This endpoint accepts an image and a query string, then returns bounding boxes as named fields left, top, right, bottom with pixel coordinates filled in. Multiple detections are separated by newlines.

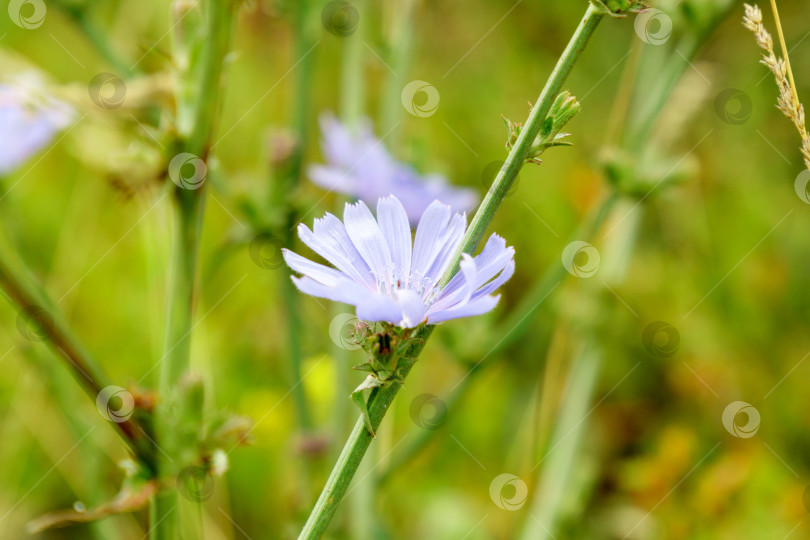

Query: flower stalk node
left=503, top=91, right=581, bottom=165
left=351, top=324, right=421, bottom=436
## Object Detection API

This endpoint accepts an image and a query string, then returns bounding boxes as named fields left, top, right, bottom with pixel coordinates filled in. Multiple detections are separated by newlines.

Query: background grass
left=1, top=0, right=810, bottom=538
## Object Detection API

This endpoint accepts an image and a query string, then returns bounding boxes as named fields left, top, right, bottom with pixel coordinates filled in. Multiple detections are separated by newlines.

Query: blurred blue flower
left=283, top=195, right=514, bottom=328
left=0, top=76, right=74, bottom=175
left=308, top=114, right=478, bottom=223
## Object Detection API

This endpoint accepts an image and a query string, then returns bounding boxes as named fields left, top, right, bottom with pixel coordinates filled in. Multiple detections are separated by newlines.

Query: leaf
left=540, top=116, right=554, bottom=139
left=351, top=375, right=384, bottom=437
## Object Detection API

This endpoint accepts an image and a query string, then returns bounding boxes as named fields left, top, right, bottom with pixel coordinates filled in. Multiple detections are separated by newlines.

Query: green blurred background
left=1, top=0, right=810, bottom=538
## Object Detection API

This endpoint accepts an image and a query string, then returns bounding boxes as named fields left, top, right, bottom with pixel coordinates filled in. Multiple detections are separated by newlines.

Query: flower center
left=374, top=263, right=440, bottom=305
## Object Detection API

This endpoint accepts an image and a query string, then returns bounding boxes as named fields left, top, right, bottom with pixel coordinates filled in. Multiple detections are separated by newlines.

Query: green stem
left=274, top=0, right=318, bottom=435
left=298, top=329, right=433, bottom=539
left=378, top=0, right=417, bottom=145
left=152, top=1, right=237, bottom=537
left=625, top=3, right=734, bottom=152
left=339, top=0, right=367, bottom=128
left=517, top=341, right=602, bottom=540
left=299, top=5, right=605, bottom=537
left=440, top=3, right=603, bottom=284
left=152, top=189, right=206, bottom=539
left=0, top=246, right=155, bottom=471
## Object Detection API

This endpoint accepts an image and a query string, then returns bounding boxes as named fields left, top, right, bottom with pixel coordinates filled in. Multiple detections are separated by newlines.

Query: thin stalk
left=626, top=4, right=735, bottom=151
left=152, top=191, right=206, bottom=539
left=152, top=0, right=237, bottom=537
left=0, top=247, right=155, bottom=470
left=518, top=195, right=643, bottom=540
left=769, top=0, right=801, bottom=115
left=378, top=0, right=417, bottom=145
left=276, top=0, right=317, bottom=436
left=298, top=5, right=605, bottom=537
left=625, top=33, right=700, bottom=152
left=517, top=342, right=602, bottom=540
left=440, top=3, right=603, bottom=284
left=339, top=0, right=367, bottom=128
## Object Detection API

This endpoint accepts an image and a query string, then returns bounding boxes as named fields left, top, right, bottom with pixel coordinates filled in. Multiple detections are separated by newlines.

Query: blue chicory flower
left=308, top=114, right=478, bottom=223
left=282, top=195, right=514, bottom=328
left=0, top=76, right=74, bottom=175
